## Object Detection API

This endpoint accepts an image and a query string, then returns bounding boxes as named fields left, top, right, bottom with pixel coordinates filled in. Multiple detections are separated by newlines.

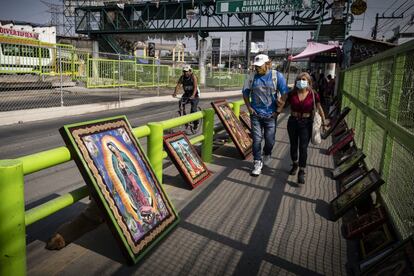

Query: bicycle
left=175, top=96, right=203, bottom=135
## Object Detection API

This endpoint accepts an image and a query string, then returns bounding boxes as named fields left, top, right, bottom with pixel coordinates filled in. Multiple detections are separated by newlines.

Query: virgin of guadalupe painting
left=164, top=132, right=211, bottom=189
left=211, top=100, right=252, bottom=159
left=239, top=110, right=252, bottom=132
left=330, top=169, right=384, bottom=221
left=60, top=116, right=179, bottom=264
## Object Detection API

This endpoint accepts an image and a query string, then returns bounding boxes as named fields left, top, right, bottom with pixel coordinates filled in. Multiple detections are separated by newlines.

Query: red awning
left=289, top=42, right=339, bottom=61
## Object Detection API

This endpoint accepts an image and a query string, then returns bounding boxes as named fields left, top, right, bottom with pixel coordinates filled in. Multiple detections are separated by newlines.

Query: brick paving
left=27, top=113, right=355, bottom=276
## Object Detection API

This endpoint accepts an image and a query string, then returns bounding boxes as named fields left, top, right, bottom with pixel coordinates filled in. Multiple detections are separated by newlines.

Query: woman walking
left=277, top=72, right=327, bottom=184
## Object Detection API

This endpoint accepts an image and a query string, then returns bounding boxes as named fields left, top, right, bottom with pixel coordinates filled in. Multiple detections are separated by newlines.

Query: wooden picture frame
left=339, top=165, right=368, bottom=187
left=211, top=100, right=252, bottom=159
left=330, top=169, right=384, bottom=221
left=327, top=129, right=355, bottom=155
left=163, top=132, right=211, bottom=189
left=322, top=106, right=351, bottom=139
left=360, top=224, right=394, bottom=258
left=60, top=116, right=179, bottom=264
left=361, top=236, right=414, bottom=275
left=332, top=149, right=365, bottom=179
left=334, top=146, right=357, bottom=166
left=239, top=110, right=252, bottom=132
left=345, top=207, right=388, bottom=239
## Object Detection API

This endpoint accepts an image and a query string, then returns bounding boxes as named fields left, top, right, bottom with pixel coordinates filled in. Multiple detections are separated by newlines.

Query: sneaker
left=298, top=169, right=305, bottom=184
left=289, top=162, right=299, bottom=175
left=251, top=160, right=263, bottom=176
left=262, top=155, right=271, bottom=166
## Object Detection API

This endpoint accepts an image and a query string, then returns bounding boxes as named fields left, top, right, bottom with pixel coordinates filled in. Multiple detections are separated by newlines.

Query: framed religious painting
left=211, top=100, right=252, bottom=159
left=361, top=236, right=414, bottom=275
left=334, top=146, right=358, bottom=166
left=327, top=129, right=355, bottom=155
left=239, top=110, right=252, bottom=132
left=339, top=165, right=368, bottom=187
left=330, top=169, right=384, bottom=221
left=60, top=116, right=179, bottom=264
left=332, top=149, right=365, bottom=179
left=322, top=106, right=351, bottom=139
left=163, top=132, right=211, bottom=189
left=332, top=120, right=348, bottom=138
left=345, top=206, right=388, bottom=239
left=360, top=224, right=394, bottom=258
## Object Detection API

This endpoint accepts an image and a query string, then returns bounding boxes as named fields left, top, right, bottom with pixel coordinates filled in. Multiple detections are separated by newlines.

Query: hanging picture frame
left=332, top=149, right=365, bottom=179
left=330, top=169, right=384, bottom=221
left=211, top=100, right=253, bottom=159
left=163, top=132, right=211, bottom=189
left=60, top=116, right=179, bottom=264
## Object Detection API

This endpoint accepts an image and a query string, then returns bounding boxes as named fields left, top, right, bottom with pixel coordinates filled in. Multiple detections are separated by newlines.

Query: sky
left=0, top=0, right=413, bottom=51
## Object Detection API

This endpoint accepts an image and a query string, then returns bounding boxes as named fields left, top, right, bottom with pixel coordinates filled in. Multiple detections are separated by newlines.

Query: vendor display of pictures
left=322, top=106, right=351, bottom=139
left=163, top=132, right=211, bottom=189
left=339, top=165, right=368, bottom=187
left=60, top=116, right=179, bottom=264
left=361, top=237, right=414, bottom=275
left=330, top=169, right=384, bottom=221
left=360, top=224, right=394, bottom=258
left=332, top=149, right=365, bottom=179
left=211, top=100, right=252, bottom=159
left=327, top=129, right=355, bottom=155
left=345, top=207, right=388, bottom=239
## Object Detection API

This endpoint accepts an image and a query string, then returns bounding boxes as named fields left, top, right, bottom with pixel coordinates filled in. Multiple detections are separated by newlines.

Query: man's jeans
left=250, top=114, right=276, bottom=161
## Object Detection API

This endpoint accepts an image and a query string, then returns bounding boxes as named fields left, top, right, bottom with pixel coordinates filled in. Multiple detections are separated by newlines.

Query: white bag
left=311, top=91, right=322, bottom=145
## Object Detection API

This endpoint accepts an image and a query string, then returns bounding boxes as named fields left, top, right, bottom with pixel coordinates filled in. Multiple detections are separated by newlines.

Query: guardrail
left=339, top=39, right=414, bottom=240
left=0, top=99, right=245, bottom=276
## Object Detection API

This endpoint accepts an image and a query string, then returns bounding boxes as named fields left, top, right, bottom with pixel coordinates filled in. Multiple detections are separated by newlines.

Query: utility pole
left=245, top=15, right=252, bottom=70
left=228, top=37, right=231, bottom=73
left=372, top=13, right=404, bottom=40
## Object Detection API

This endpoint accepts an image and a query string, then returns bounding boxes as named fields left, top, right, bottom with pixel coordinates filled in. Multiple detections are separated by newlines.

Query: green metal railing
left=0, top=99, right=244, bottom=276
left=340, top=39, right=414, bottom=240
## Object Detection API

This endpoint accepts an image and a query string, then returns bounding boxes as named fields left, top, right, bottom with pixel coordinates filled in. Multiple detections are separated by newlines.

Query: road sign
left=216, top=0, right=318, bottom=14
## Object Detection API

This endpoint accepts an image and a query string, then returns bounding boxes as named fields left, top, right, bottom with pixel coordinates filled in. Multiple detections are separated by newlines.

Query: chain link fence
left=340, top=40, right=414, bottom=239
left=0, top=35, right=247, bottom=112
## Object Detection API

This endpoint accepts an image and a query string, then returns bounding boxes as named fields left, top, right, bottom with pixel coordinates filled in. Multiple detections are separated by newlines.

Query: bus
left=0, top=35, right=54, bottom=73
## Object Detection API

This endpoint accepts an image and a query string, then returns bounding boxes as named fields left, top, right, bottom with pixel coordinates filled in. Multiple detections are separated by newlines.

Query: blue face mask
left=296, top=80, right=308, bottom=89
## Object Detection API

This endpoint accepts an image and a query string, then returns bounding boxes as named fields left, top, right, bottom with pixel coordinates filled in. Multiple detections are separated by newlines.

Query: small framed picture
left=163, top=132, right=211, bottom=189
left=334, top=146, right=357, bottom=166
left=339, top=165, right=368, bottom=187
left=322, top=106, right=351, bottom=139
left=345, top=207, right=388, bottom=239
left=327, top=129, right=355, bottom=155
left=360, top=236, right=414, bottom=275
left=211, top=100, right=252, bottom=159
left=360, top=224, right=394, bottom=258
left=332, top=149, right=365, bottom=179
left=239, top=110, right=252, bottom=132
left=330, top=169, right=384, bottom=221
left=60, top=116, right=179, bottom=264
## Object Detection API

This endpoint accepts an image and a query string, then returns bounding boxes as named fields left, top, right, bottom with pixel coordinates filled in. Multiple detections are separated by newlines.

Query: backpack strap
left=272, top=69, right=280, bottom=100
left=248, top=72, right=255, bottom=91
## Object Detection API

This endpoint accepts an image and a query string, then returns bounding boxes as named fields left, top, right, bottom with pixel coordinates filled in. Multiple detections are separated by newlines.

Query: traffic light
left=148, top=42, right=155, bottom=57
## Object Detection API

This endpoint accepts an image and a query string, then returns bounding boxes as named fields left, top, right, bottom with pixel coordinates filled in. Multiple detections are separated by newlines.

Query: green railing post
left=232, top=101, right=242, bottom=118
left=0, top=160, right=26, bottom=276
left=147, top=122, right=164, bottom=183
left=201, top=109, right=215, bottom=163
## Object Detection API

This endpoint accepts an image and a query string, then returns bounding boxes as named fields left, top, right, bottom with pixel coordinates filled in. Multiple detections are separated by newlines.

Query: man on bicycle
left=172, top=64, right=200, bottom=130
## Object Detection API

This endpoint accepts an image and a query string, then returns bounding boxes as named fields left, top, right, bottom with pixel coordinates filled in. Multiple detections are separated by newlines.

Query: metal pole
left=157, top=61, right=160, bottom=97
left=118, top=55, right=121, bottom=104
left=0, top=160, right=26, bottom=276
left=201, top=109, right=215, bottom=163
left=59, top=47, right=63, bottom=107
left=245, top=15, right=252, bottom=69
left=147, top=122, right=164, bottom=183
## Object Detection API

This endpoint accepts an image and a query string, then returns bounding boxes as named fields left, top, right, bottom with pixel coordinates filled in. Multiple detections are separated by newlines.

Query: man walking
left=242, top=54, right=289, bottom=176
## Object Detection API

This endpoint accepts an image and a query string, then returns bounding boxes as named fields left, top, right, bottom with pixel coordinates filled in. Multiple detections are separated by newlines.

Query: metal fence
left=340, top=39, right=414, bottom=239
left=0, top=35, right=246, bottom=112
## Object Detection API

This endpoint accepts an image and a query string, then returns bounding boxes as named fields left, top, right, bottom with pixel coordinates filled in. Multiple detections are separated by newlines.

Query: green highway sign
left=216, top=0, right=319, bottom=14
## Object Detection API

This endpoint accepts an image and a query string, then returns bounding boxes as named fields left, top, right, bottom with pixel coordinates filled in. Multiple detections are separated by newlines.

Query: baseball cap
left=183, top=65, right=192, bottom=71
left=253, top=54, right=270, bottom=66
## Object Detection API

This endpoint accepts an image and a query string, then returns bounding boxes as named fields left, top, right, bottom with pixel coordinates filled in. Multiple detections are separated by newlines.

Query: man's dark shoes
left=289, top=162, right=299, bottom=175
left=298, top=169, right=305, bottom=184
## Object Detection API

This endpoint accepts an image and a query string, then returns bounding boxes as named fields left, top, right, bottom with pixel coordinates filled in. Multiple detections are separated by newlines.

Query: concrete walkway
left=26, top=113, right=356, bottom=276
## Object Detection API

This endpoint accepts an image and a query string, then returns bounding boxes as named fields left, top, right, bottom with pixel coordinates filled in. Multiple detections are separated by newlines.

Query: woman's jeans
left=287, top=116, right=312, bottom=168
left=251, top=114, right=276, bottom=161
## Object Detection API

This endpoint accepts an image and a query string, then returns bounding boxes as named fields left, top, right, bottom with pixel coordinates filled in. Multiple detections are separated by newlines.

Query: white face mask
left=296, top=80, right=308, bottom=89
